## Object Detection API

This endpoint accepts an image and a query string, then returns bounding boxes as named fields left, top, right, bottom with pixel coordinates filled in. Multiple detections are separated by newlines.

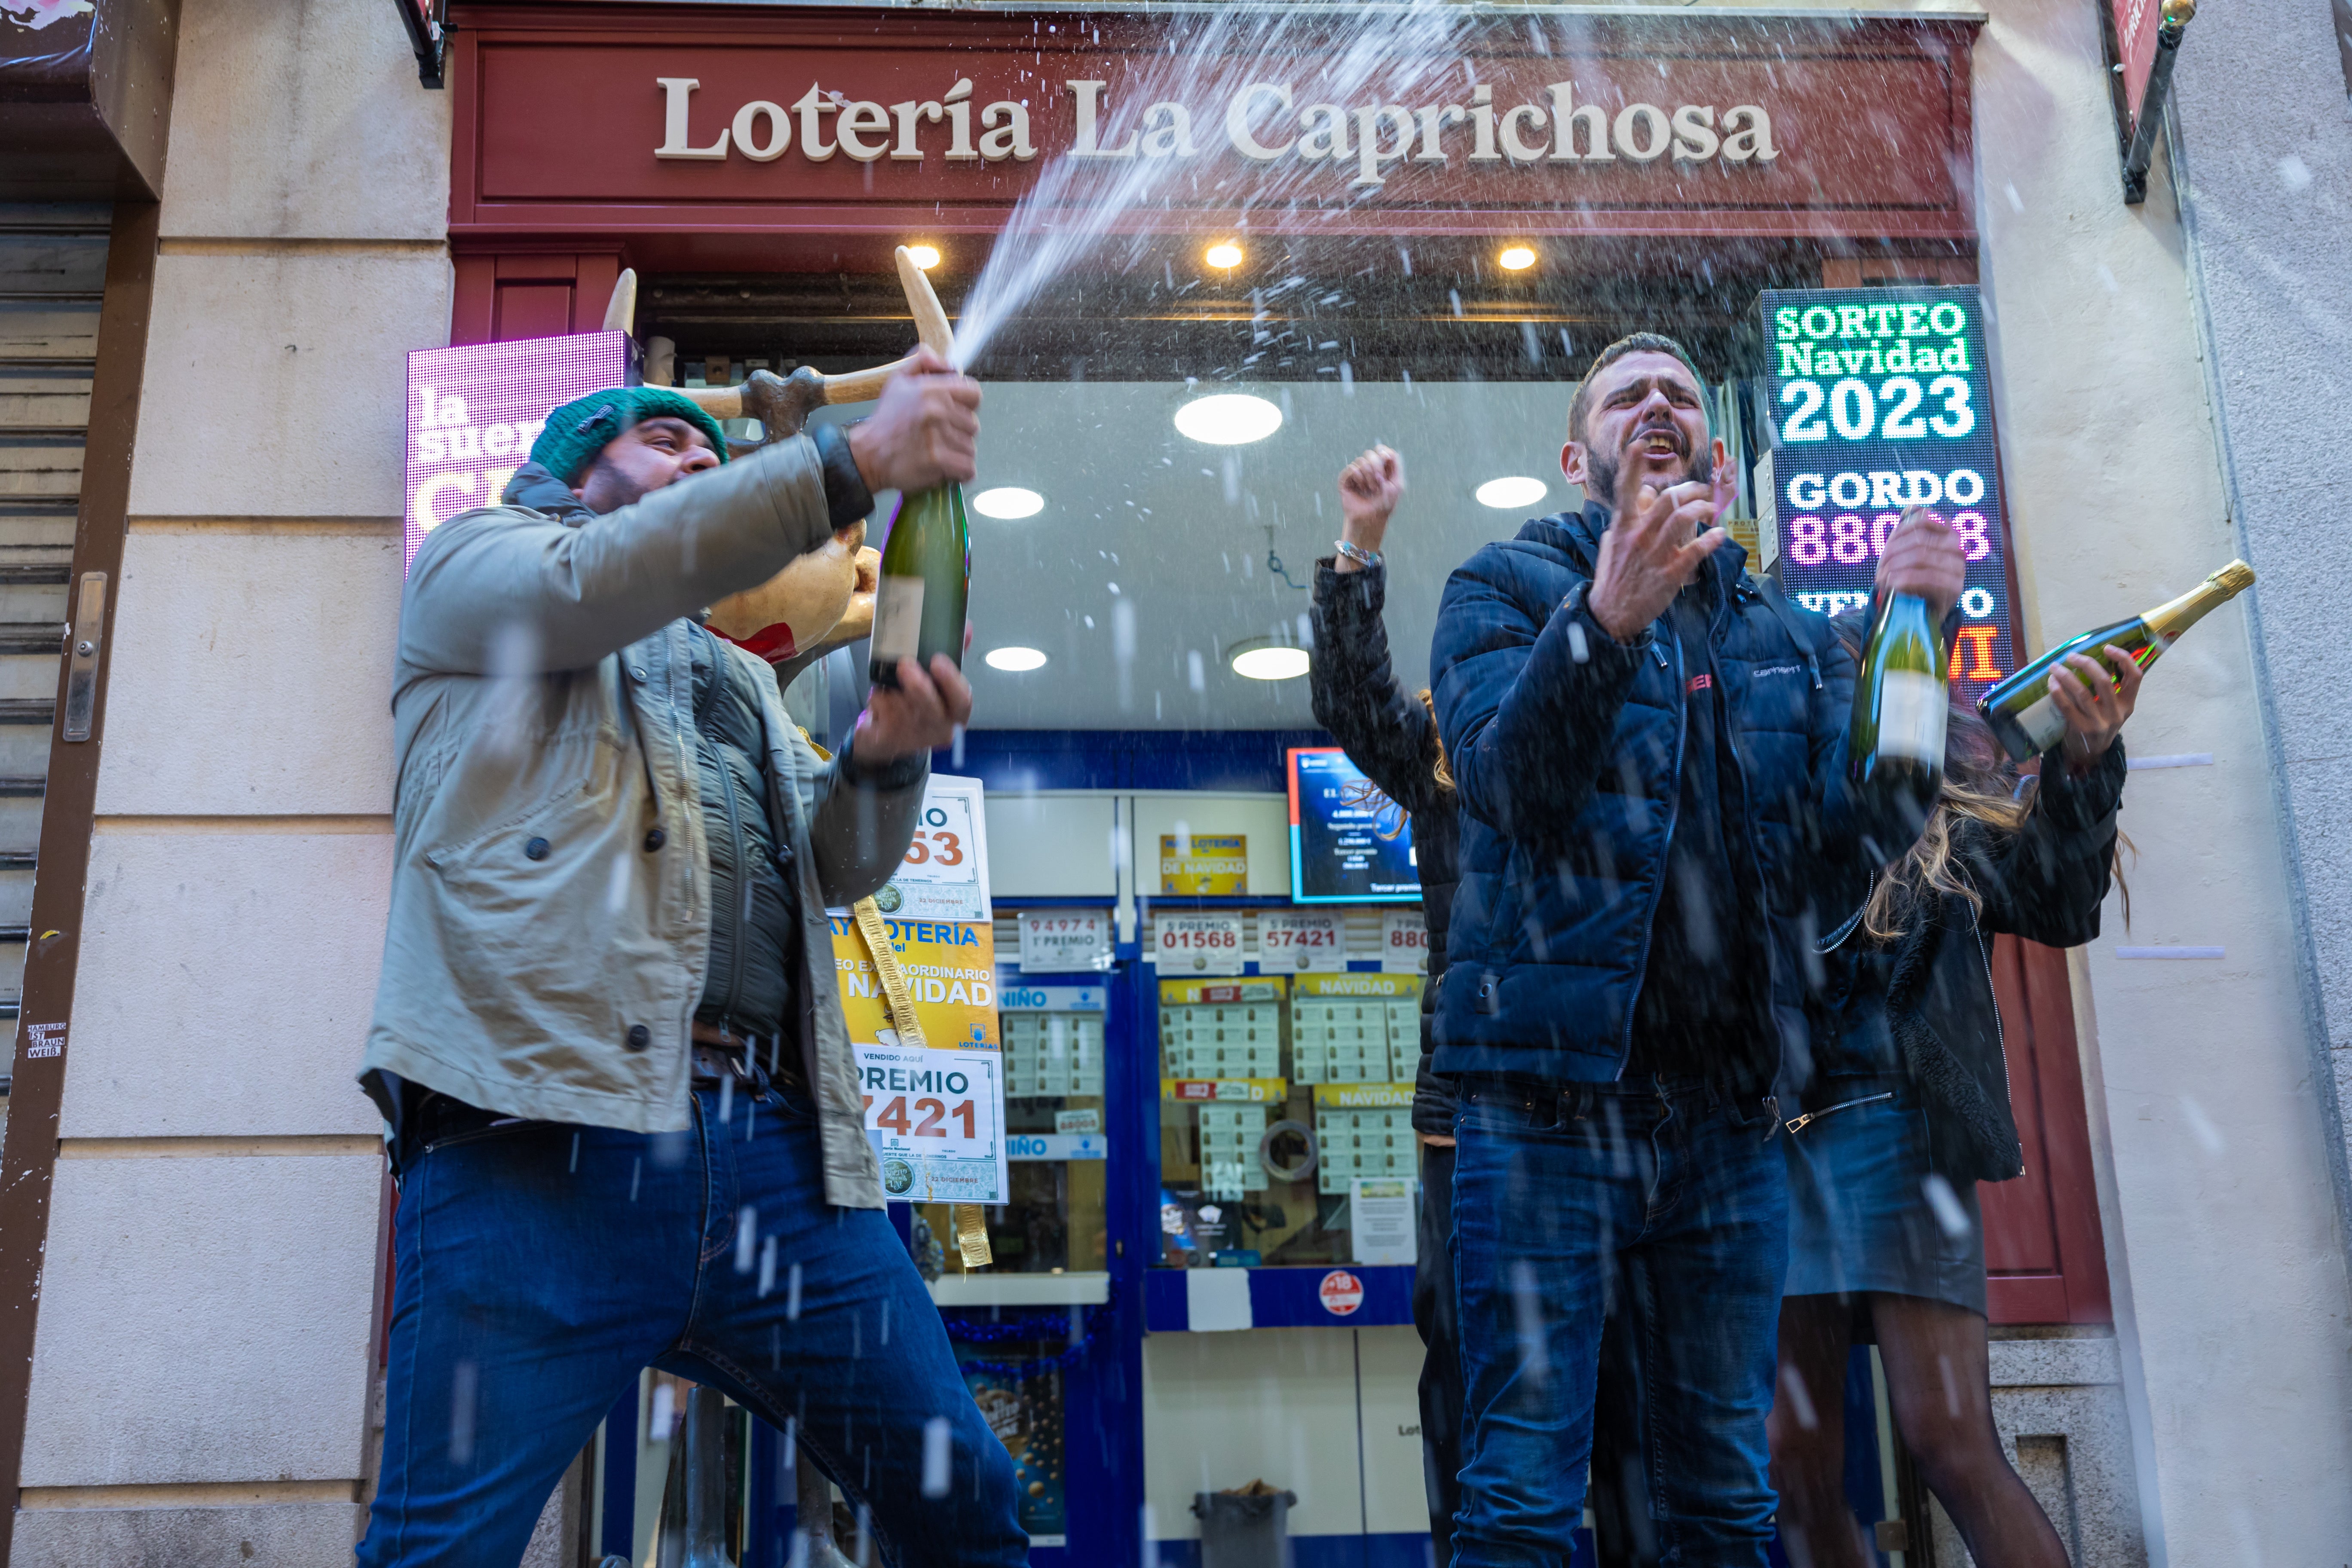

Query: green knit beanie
left=529, top=386, right=731, bottom=486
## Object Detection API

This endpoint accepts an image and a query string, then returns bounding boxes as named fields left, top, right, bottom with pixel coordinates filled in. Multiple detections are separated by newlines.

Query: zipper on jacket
left=1975, top=925, right=2024, bottom=1178
left=1616, top=619, right=1687, bottom=1075
left=693, top=634, right=754, bottom=1033
left=1784, top=1090, right=1895, bottom=1136
left=1714, top=573, right=1801, bottom=1109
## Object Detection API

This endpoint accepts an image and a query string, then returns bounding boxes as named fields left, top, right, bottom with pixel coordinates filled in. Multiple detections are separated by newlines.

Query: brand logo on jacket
left=654, top=77, right=1779, bottom=187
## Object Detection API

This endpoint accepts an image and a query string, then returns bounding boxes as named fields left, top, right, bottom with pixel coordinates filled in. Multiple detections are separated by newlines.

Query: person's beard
left=1589, top=421, right=1712, bottom=517
left=577, top=452, right=649, bottom=515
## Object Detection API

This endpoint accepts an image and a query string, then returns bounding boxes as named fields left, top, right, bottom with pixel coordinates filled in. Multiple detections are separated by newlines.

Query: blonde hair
left=1861, top=709, right=2031, bottom=943
left=1418, top=689, right=1455, bottom=794
left=1848, top=643, right=2132, bottom=944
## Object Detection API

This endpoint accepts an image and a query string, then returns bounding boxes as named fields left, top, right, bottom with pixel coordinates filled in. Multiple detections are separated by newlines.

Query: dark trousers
left=1415, top=1141, right=1466, bottom=1567
left=357, top=1081, right=1026, bottom=1568
left=1450, top=1076, right=1788, bottom=1566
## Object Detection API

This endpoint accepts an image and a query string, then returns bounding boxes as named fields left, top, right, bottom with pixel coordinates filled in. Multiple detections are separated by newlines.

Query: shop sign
left=1007, top=1132, right=1108, bottom=1162
left=1016, top=912, right=1112, bottom=974
left=869, top=775, right=989, bottom=923
left=1311, top=1082, right=1415, bottom=1110
left=1318, top=1269, right=1366, bottom=1317
left=1161, top=833, right=1247, bottom=895
left=1154, top=910, right=1246, bottom=974
left=1163, top=1077, right=1287, bottom=1103
left=1759, top=286, right=2014, bottom=696
left=1295, top=972, right=1420, bottom=1001
left=652, top=74, right=1778, bottom=186
left=1381, top=909, right=1430, bottom=975
left=1257, top=910, right=1344, bottom=974
left=1350, top=1179, right=1418, bottom=1266
left=998, top=978, right=1107, bottom=1013
left=1159, top=977, right=1288, bottom=1007
left=855, top=1041, right=1006, bottom=1204
left=831, top=915, right=999, bottom=1048
left=452, top=16, right=1979, bottom=248
left=401, top=331, right=632, bottom=571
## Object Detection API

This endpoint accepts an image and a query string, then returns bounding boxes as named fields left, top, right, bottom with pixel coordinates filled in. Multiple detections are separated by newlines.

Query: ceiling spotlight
left=984, top=646, right=1048, bottom=672
left=1497, top=245, right=1537, bottom=272
left=1204, top=241, right=1245, bottom=270
left=972, top=486, right=1044, bottom=519
left=906, top=244, right=942, bottom=270
left=1174, top=393, right=1283, bottom=446
left=1475, top=475, right=1549, bottom=509
left=1228, top=638, right=1311, bottom=681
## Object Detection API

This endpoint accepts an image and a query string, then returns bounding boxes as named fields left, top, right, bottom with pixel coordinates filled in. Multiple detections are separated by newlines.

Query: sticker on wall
left=1161, top=831, right=1248, bottom=894
left=1318, top=1269, right=1366, bottom=1317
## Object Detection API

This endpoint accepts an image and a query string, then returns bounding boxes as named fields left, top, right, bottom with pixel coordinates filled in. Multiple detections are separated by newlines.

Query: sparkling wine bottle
left=1975, top=559, right=2255, bottom=762
left=1849, top=590, right=1948, bottom=796
left=867, top=481, right=969, bottom=689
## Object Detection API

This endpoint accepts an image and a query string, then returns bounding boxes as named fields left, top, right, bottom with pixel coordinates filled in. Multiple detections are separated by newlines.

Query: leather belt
left=688, top=1022, right=804, bottom=1094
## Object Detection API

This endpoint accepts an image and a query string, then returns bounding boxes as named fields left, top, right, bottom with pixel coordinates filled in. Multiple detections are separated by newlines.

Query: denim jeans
left=357, top=1078, right=1026, bottom=1568
left=1450, top=1076, right=1788, bottom=1567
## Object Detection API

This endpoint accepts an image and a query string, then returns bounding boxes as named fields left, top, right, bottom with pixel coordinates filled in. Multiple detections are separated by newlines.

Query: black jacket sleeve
left=1977, top=738, right=2128, bottom=948
left=1308, top=560, right=1444, bottom=818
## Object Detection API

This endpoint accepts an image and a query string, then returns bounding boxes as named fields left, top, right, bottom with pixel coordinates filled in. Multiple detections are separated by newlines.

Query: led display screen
left=1759, top=286, right=2014, bottom=696
left=403, top=330, right=635, bottom=572
left=1287, top=747, right=1419, bottom=905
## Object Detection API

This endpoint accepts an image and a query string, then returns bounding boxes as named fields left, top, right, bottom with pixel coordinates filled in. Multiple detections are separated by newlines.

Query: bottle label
left=2012, top=690, right=2068, bottom=754
left=871, top=575, right=925, bottom=668
left=1876, top=671, right=1948, bottom=764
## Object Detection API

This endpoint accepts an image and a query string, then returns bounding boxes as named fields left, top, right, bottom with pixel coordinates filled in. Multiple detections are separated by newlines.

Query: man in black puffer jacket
left=1428, top=334, right=1964, bottom=1566
left=1308, top=445, right=1464, bottom=1563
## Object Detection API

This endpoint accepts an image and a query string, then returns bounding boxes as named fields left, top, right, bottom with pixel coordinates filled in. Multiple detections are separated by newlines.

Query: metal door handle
left=62, top=571, right=106, bottom=744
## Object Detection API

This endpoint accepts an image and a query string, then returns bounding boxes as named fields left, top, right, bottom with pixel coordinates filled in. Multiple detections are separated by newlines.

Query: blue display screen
left=1286, top=747, right=1419, bottom=904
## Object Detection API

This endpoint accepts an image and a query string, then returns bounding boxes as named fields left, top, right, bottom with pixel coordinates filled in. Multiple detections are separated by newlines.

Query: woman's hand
left=1335, top=445, right=1405, bottom=573
left=2049, top=644, right=2141, bottom=769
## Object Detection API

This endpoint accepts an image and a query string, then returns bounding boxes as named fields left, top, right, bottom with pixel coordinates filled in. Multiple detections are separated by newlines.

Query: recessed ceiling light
left=1228, top=639, right=1311, bottom=681
left=1174, top=393, right=1283, bottom=446
left=1204, top=241, right=1245, bottom=270
left=1498, top=245, right=1537, bottom=271
left=984, top=646, right=1047, bottom=672
left=1475, top=475, right=1549, bottom=509
left=972, top=486, right=1044, bottom=519
left=906, top=244, right=943, bottom=270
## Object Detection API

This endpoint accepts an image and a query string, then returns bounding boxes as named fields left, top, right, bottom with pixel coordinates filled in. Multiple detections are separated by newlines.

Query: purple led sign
left=403, top=331, right=634, bottom=570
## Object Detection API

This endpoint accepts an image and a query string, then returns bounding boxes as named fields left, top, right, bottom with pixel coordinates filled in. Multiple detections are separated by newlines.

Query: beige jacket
left=361, top=439, right=922, bottom=1208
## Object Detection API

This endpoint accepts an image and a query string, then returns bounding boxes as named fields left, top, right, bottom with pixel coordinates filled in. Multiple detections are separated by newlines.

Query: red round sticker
left=1319, top=1270, right=1364, bottom=1317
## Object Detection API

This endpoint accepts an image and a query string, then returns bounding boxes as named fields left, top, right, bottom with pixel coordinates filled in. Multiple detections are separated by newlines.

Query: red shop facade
left=437, top=6, right=2110, bottom=1562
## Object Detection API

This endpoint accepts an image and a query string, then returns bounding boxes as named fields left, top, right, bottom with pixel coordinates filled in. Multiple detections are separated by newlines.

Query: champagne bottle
left=867, top=482, right=970, bottom=689
left=1849, top=591, right=1948, bottom=795
left=1975, top=559, right=2256, bottom=761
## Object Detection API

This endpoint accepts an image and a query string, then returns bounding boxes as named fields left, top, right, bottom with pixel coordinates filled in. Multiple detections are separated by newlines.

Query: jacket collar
left=500, top=461, right=596, bottom=527
left=1517, top=497, right=1752, bottom=594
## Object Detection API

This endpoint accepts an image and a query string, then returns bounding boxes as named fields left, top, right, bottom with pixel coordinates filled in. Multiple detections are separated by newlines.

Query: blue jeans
left=1450, top=1077, right=1788, bottom=1567
left=357, top=1079, right=1026, bottom=1568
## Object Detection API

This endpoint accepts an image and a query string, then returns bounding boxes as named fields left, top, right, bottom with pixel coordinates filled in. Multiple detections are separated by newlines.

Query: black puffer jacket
left=1804, top=738, right=2126, bottom=1183
left=1308, top=558, right=1460, bottom=1137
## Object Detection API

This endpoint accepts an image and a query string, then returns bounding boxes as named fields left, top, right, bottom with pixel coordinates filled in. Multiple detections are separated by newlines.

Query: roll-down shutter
left=0, top=206, right=110, bottom=1030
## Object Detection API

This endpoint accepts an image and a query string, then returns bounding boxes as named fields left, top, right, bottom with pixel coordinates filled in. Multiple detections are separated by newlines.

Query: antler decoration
left=605, top=251, right=956, bottom=676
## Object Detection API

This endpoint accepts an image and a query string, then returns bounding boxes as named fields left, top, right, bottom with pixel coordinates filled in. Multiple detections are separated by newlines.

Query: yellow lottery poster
left=831, top=915, right=1000, bottom=1050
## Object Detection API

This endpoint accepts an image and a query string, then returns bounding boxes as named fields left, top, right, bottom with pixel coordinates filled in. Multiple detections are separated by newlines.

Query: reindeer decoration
left=600, top=248, right=956, bottom=684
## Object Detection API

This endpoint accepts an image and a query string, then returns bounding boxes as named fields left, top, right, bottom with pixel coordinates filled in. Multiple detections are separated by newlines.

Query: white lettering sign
left=654, top=77, right=1776, bottom=182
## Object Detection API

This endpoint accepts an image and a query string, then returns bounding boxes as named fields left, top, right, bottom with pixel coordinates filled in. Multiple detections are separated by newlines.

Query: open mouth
left=1630, top=427, right=1687, bottom=460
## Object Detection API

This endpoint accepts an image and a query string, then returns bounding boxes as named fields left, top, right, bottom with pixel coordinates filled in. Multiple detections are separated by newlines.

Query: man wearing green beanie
left=358, top=346, right=1021, bottom=1567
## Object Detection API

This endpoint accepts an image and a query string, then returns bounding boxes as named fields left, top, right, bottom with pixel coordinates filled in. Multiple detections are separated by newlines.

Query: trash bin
left=1193, top=1485, right=1297, bottom=1568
